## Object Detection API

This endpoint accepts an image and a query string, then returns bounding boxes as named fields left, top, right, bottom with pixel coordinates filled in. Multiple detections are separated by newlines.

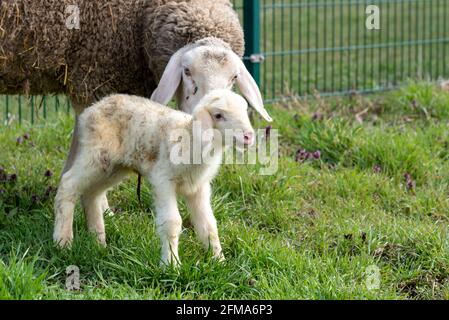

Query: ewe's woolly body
left=0, top=0, right=244, bottom=112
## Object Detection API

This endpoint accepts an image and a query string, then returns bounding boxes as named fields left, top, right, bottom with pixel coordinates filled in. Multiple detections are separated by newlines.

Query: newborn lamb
left=53, top=90, right=255, bottom=265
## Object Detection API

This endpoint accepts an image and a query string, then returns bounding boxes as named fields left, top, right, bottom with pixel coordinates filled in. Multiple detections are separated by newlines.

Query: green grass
left=1, top=82, right=449, bottom=299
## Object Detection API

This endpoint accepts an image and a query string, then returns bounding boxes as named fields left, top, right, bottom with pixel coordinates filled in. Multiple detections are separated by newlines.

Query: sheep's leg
left=185, top=184, right=224, bottom=261
left=54, top=153, right=108, bottom=247
left=55, top=113, right=82, bottom=246
left=63, top=116, right=111, bottom=215
left=81, top=193, right=107, bottom=246
left=98, top=192, right=111, bottom=215
left=54, top=192, right=76, bottom=247
left=82, top=192, right=111, bottom=216
left=81, top=169, right=129, bottom=246
left=152, top=181, right=182, bottom=267
left=53, top=169, right=85, bottom=247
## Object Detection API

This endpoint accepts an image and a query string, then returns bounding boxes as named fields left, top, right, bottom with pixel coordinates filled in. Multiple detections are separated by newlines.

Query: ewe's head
left=193, top=90, right=255, bottom=146
left=151, top=37, right=272, bottom=123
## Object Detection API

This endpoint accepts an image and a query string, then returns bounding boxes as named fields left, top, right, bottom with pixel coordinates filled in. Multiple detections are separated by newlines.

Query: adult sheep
left=0, top=0, right=272, bottom=210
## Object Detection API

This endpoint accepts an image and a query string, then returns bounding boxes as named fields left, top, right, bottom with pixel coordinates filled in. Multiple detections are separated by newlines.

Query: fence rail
left=1, top=0, right=449, bottom=124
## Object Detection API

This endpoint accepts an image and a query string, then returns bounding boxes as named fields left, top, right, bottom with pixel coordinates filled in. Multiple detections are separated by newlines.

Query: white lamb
left=53, top=90, right=255, bottom=265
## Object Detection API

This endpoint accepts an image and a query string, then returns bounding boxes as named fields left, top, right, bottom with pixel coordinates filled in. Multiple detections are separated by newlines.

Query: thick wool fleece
left=0, top=0, right=244, bottom=112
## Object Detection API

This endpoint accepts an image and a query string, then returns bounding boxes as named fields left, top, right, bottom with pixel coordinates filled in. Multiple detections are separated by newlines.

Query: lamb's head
left=193, top=89, right=255, bottom=147
left=151, top=37, right=272, bottom=123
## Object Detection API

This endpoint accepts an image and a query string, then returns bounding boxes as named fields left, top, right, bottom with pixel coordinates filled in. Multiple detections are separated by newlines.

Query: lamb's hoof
left=53, top=234, right=73, bottom=249
left=87, top=230, right=107, bottom=247
left=159, top=257, right=181, bottom=269
left=97, top=234, right=107, bottom=247
left=93, top=234, right=106, bottom=248
left=214, top=254, right=226, bottom=263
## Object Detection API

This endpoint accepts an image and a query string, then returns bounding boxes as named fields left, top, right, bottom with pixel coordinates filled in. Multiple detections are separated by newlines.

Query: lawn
left=0, top=82, right=449, bottom=299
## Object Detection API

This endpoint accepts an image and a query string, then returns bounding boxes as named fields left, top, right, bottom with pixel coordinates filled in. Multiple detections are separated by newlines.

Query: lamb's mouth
left=233, top=136, right=251, bottom=153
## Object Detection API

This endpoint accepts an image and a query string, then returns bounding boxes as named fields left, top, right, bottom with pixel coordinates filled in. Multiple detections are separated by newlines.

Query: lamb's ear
left=195, top=108, right=214, bottom=144
left=195, top=108, right=213, bottom=130
left=151, top=48, right=186, bottom=105
left=235, top=58, right=273, bottom=122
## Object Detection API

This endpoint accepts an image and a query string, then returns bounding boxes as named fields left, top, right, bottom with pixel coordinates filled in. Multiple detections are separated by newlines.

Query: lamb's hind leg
left=185, top=184, right=224, bottom=261
left=81, top=169, right=129, bottom=246
left=99, top=193, right=111, bottom=215
left=54, top=157, right=105, bottom=248
left=82, top=192, right=111, bottom=218
left=54, top=169, right=86, bottom=247
left=63, top=112, right=111, bottom=217
left=54, top=189, right=76, bottom=247
left=55, top=114, right=81, bottom=247
left=81, top=192, right=107, bottom=246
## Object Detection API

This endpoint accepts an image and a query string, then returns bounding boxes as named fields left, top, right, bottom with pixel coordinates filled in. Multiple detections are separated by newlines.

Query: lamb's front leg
left=185, top=184, right=224, bottom=261
left=152, top=181, right=182, bottom=267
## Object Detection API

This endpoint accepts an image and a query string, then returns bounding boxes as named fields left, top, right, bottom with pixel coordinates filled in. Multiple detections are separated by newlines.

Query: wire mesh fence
left=254, top=0, right=449, bottom=102
left=1, top=95, right=72, bottom=125
left=1, top=0, right=448, bottom=124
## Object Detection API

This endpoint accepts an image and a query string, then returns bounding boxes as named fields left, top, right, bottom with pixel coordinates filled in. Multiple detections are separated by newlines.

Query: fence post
left=243, top=0, right=261, bottom=86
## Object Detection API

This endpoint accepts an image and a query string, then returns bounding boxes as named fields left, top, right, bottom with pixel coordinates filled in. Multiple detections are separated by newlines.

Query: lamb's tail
left=137, top=173, right=142, bottom=206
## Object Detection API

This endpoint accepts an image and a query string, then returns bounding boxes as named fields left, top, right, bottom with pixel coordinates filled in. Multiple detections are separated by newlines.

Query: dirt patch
left=373, top=243, right=419, bottom=265
left=399, top=272, right=449, bottom=299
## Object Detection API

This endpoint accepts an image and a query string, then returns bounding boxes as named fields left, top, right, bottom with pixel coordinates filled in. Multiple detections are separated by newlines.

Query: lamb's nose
left=243, top=132, right=254, bottom=146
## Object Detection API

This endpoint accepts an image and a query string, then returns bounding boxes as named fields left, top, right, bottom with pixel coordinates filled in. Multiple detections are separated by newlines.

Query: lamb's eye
left=214, top=113, right=224, bottom=120
left=184, top=68, right=191, bottom=77
left=231, top=74, right=238, bottom=82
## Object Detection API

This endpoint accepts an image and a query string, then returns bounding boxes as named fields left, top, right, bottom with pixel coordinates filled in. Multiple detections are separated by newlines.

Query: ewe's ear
left=235, top=58, right=273, bottom=122
left=151, top=48, right=187, bottom=105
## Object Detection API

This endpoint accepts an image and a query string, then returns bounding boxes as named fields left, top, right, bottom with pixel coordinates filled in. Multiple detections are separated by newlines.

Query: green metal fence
left=2, top=0, right=449, bottom=124
left=2, top=95, right=72, bottom=125
left=247, top=0, right=449, bottom=102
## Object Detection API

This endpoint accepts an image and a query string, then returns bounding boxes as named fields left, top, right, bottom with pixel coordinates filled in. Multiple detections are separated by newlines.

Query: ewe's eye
left=214, top=113, right=224, bottom=121
left=231, top=74, right=238, bottom=82
left=184, top=68, right=191, bottom=77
